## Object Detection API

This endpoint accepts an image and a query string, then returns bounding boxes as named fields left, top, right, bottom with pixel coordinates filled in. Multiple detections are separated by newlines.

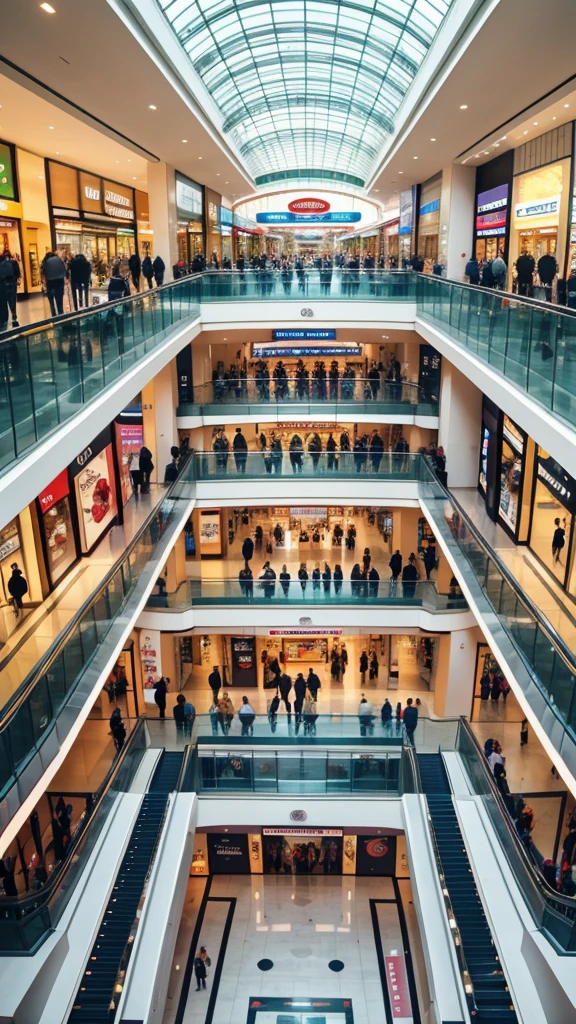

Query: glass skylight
left=158, top=0, right=453, bottom=184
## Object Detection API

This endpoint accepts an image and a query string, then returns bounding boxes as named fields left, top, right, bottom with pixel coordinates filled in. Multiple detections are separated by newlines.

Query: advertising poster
left=114, top=422, right=143, bottom=506
left=231, top=636, right=257, bottom=687
left=479, top=426, right=490, bottom=493
left=262, top=830, right=343, bottom=875
left=356, top=835, right=396, bottom=875
left=74, top=444, right=118, bottom=552
left=39, top=470, right=77, bottom=585
left=139, top=628, right=162, bottom=705
left=385, top=954, right=413, bottom=1021
left=200, top=509, right=222, bottom=556
left=498, top=416, right=524, bottom=533
left=207, top=832, right=250, bottom=874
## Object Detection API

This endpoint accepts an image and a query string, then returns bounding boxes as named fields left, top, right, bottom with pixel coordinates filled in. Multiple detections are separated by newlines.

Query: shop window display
left=529, top=448, right=576, bottom=591
left=38, top=470, right=78, bottom=587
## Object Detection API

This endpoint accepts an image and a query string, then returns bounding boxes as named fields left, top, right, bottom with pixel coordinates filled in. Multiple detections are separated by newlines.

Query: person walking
left=298, top=562, right=309, bottom=594
left=358, top=697, right=374, bottom=736
left=68, top=252, right=91, bottom=310
left=217, top=692, right=234, bottom=734
left=389, top=550, right=402, bottom=583
left=381, top=698, right=393, bottom=726
left=153, top=676, right=170, bottom=718
left=279, top=565, right=291, bottom=596
left=402, top=554, right=419, bottom=598
left=333, top=564, right=343, bottom=595
left=138, top=446, right=154, bottom=493
left=8, top=564, right=28, bottom=615
left=153, top=255, right=165, bottom=287
left=128, top=252, right=141, bottom=292
left=233, top=427, right=248, bottom=474
left=306, top=667, right=321, bottom=700
left=0, top=250, right=21, bottom=330
left=465, top=256, right=480, bottom=286
left=108, top=265, right=130, bottom=301
left=322, top=562, right=331, bottom=594
left=173, top=693, right=187, bottom=734
left=423, top=545, right=436, bottom=580
left=359, top=650, right=368, bottom=685
left=492, top=253, right=507, bottom=290
left=368, top=566, right=380, bottom=598
left=208, top=665, right=222, bottom=703
left=403, top=697, right=418, bottom=745
left=41, top=251, right=67, bottom=316
left=552, top=517, right=566, bottom=564
left=369, top=651, right=379, bottom=681
left=294, top=672, right=307, bottom=720
left=142, top=254, right=154, bottom=288
left=238, top=695, right=256, bottom=736
left=241, top=534, right=254, bottom=567
left=279, top=671, right=292, bottom=714
left=194, top=947, right=211, bottom=991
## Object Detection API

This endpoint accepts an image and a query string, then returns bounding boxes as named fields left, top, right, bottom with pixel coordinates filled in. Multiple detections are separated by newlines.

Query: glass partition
left=185, top=378, right=437, bottom=416
left=191, top=449, right=428, bottom=481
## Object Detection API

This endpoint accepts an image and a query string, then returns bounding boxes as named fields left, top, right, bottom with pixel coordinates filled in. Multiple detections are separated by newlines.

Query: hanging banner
left=139, top=628, right=162, bottom=704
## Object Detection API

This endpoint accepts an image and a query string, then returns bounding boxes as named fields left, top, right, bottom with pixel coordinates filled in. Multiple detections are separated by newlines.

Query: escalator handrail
left=403, top=744, right=479, bottom=1017
left=456, top=718, right=576, bottom=922
left=0, top=453, right=193, bottom=726
left=0, top=717, right=147, bottom=919
left=422, top=459, right=576, bottom=679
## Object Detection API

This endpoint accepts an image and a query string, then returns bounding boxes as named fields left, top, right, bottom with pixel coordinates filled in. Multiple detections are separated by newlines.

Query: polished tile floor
left=0, top=487, right=159, bottom=708
left=166, top=875, right=402, bottom=1024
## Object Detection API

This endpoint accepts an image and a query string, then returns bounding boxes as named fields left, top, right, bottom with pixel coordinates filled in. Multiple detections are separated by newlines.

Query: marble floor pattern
left=169, top=875, right=397, bottom=1024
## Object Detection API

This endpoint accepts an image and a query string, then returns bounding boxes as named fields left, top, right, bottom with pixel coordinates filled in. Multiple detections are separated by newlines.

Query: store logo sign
left=84, top=186, right=100, bottom=201
left=105, top=189, right=129, bottom=207
left=288, top=197, right=331, bottom=213
left=76, top=446, right=93, bottom=467
left=515, top=195, right=560, bottom=219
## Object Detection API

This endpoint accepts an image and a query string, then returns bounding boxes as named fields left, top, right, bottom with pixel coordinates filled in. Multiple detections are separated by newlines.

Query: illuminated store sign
left=84, top=185, right=100, bottom=201
left=477, top=183, right=508, bottom=213
left=288, top=197, right=331, bottom=213
left=256, top=211, right=360, bottom=224
left=272, top=329, right=336, bottom=340
left=515, top=195, right=560, bottom=219
left=476, top=184, right=509, bottom=237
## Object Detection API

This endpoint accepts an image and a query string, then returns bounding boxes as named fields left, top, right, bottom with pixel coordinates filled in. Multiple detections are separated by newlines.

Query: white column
left=438, top=163, right=476, bottom=281
left=142, top=362, right=178, bottom=483
left=147, top=161, right=179, bottom=282
left=439, top=361, right=482, bottom=488
left=432, top=627, right=483, bottom=718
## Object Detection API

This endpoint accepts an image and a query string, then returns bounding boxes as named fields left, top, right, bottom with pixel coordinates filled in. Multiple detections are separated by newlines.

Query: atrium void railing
left=0, top=462, right=195, bottom=808
left=146, top=577, right=467, bottom=611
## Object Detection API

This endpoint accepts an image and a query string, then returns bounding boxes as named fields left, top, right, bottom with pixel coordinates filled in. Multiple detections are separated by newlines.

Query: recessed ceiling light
left=132, top=176, right=137, bottom=180
left=40, top=2, right=56, bottom=11
left=149, top=105, right=157, bottom=110
left=413, top=156, right=418, bottom=160
left=552, top=116, right=557, bottom=121
left=398, top=171, right=403, bottom=174
left=182, top=139, right=188, bottom=143
left=49, top=125, right=55, bottom=130
left=55, top=151, right=60, bottom=154
left=37, top=175, right=44, bottom=180
left=374, top=189, right=380, bottom=192
left=564, top=103, right=570, bottom=108
left=460, top=104, right=468, bottom=110
left=216, top=173, right=220, bottom=176
left=116, top=160, right=119, bottom=163
left=127, top=159, right=131, bottom=163
left=494, top=143, right=500, bottom=148
left=430, top=137, right=436, bottom=142
left=523, top=130, right=528, bottom=135
left=225, top=181, right=229, bottom=184
left=501, top=135, right=507, bottom=140
left=533, top=121, right=539, bottom=126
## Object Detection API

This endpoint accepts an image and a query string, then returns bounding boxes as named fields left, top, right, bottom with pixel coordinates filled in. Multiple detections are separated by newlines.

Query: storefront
left=381, top=218, right=399, bottom=266
left=478, top=398, right=529, bottom=540
left=233, top=215, right=262, bottom=262
left=529, top=448, right=576, bottom=592
left=475, top=184, right=509, bottom=263
left=37, top=470, right=79, bottom=588
left=69, top=427, right=119, bottom=555
left=135, top=189, right=153, bottom=259
left=205, top=187, right=221, bottom=264
left=48, top=160, right=137, bottom=274
left=417, top=174, right=441, bottom=270
left=114, top=417, right=144, bottom=507
left=478, top=396, right=501, bottom=520
left=0, top=507, right=45, bottom=643
left=0, top=140, right=26, bottom=294
left=176, top=171, right=204, bottom=264
left=498, top=416, right=526, bottom=537
left=398, top=186, right=416, bottom=265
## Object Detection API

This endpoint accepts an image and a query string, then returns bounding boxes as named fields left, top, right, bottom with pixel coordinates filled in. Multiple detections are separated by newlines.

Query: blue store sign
left=256, top=211, right=361, bottom=224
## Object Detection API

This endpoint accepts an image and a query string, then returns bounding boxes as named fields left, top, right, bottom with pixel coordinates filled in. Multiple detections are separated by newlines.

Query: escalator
left=418, top=753, right=517, bottom=1023
left=68, top=751, right=183, bottom=1023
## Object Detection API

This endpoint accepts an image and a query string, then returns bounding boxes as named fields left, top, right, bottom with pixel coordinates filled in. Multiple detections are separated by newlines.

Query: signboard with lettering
left=272, top=329, right=336, bottom=341
left=207, top=832, right=250, bottom=873
left=0, top=143, right=17, bottom=201
left=288, top=197, right=331, bottom=213
left=385, top=954, right=413, bottom=1020
left=515, top=195, right=560, bottom=219
left=253, top=345, right=361, bottom=358
left=103, top=181, right=134, bottom=220
left=256, top=211, right=361, bottom=224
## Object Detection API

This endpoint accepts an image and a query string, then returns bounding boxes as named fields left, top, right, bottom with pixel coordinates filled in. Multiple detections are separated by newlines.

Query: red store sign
left=38, top=469, right=70, bottom=514
left=288, top=197, right=331, bottom=214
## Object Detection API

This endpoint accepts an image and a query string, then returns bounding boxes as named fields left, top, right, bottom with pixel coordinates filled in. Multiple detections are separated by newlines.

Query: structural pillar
left=438, top=163, right=476, bottom=280
left=142, top=362, right=178, bottom=484
left=432, top=626, right=483, bottom=718
left=438, top=362, right=482, bottom=488
left=147, top=161, right=179, bottom=282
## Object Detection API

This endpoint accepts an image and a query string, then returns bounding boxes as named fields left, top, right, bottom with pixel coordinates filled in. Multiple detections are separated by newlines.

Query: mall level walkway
left=0, top=486, right=160, bottom=711
left=452, top=488, right=576, bottom=653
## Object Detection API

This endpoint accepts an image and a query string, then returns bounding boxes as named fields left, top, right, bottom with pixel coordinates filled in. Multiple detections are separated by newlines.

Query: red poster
left=385, top=955, right=413, bottom=1020
left=38, top=470, right=70, bottom=514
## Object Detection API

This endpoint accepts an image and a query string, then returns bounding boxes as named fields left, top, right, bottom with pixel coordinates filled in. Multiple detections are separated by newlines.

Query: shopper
left=306, top=667, right=321, bottom=700
left=138, top=446, right=154, bottom=493
left=279, top=565, right=291, bottom=596
left=128, top=252, right=142, bottom=291
left=294, top=672, right=307, bottom=719
left=153, top=254, right=165, bottom=287
left=464, top=256, right=480, bottom=285
left=241, top=534, right=254, bottom=567
left=41, top=251, right=67, bottom=316
left=490, top=674, right=501, bottom=702
left=333, top=564, right=343, bottom=595
left=369, top=651, right=379, bottom=681
left=515, top=251, right=535, bottom=297
left=389, top=550, right=402, bottom=581
left=108, top=265, right=130, bottom=301
left=359, top=650, right=368, bottom=685
left=302, top=695, right=318, bottom=735
left=194, top=947, right=211, bottom=991
left=239, top=565, right=253, bottom=598
left=68, top=252, right=91, bottom=310
left=423, top=545, right=436, bottom=580
left=492, top=254, right=507, bottom=289
left=279, top=671, right=292, bottom=713
left=153, top=675, right=170, bottom=718
left=381, top=698, right=393, bottom=725
left=403, top=698, right=418, bottom=745
left=368, top=566, right=380, bottom=598
left=173, top=693, right=187, bottom=733
left=142, top=255, right=154, bottom=288
left=7, top=564, right=28, bottom=613
left=208, top=665, right=222, bottom=702
left=233, top=427, right=248, bottom=473
left=358, top=697, right=374, bottom=736
left=217, top=692, right=234, bottom=734
left=0, top=250, right=21, bottom=330
left=480, top=260, right=495, bottom=288
left=112, top=716, right=126, bottom=752
left=402, top=554, right=419, bottom=598
left=298, top=562, right=309, bottom=593
left=326, top=432, right=338, bottom=471
left=238, top=695, right=256, bottom=735
left=552, top=517, right=566, bottom=564
left=322, top=562, right=332, bottom=594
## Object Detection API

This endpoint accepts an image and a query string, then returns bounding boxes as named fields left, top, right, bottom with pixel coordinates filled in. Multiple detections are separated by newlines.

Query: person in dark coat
left=194, top=950, right=208, bottom=990
left=68, top=253, right=92, bottom=310
left=389, top=550, right=402, bottom=581
left=279, top=672, right=292, bottom=713
left=368, top=566, right=380, bottom=597
left=8, top=564, right=28, bottom=610
left=333, top=564, right=343, bottom=595
left=0, top=250, right=21, bottom=330
left=41, top=251, right=67, bottom=316
left=402, top=555, right=419, bottom=598
left=403, top=698, right=418, bottom=745
left=142, top=255, right=154, bottom=288
left=232, top=427, right=248, bottom=473
left=381, top=699, right=393, bottom=724
left=242, top=535, right=254, bottom=566
left=153, top=255, right=165, bottom=286
left=480, top=261, right=495, bottom=288
left=294, top=672, right=307, bottom=719
left=138, top=446, right=154, bottom=492
left=465, top=257, right=480, bottom=285
left=279, top=565, right=291, bottom=596
left=128, top=252, right=141, bottom=291
left=208, top=666, right=222, bottom=702
left=307, top=668, right=321, bottom=699
left=423, top=546, right=436, bottom=580
left=515, top=251, right=535, bottom=297
left=108, top=265, right=130, bottom=301
left=153, top=676, right=169, bottom=718
left=359, top=650, right=368, bottom=684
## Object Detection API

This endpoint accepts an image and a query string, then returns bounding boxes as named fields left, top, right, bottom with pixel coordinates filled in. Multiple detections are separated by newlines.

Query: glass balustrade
left=146, top=577, right=467, bottom=611
left=199, top=268, right=417, bottom=302
left=182, top=378, right=438, bottom=416
left=192, top=449, right=428, bottom=480
left=0, top=464, right=196, bottom=803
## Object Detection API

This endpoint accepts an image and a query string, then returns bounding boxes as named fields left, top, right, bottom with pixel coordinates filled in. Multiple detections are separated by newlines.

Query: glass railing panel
left=189, top=378, right=437, bottom=414
left=553, top=314, right=576, bottom=422
left=198, top=269, right=418, bottom=303
left=193, top=749, right=400, bottom=795
left=192, top=449, right=426, bottom=481
left=190, top=713, right=406, bottom=743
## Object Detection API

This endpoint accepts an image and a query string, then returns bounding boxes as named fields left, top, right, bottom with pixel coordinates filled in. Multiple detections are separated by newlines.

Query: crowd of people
left=210, top=426, right=416, bottom=475
left=465, top=248, right=576, bottom=307
left=484, top=736, right=576, bottom=897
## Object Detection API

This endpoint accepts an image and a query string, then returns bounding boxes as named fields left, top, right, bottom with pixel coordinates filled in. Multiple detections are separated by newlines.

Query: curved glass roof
left=158, top=0, right=453, bottom=185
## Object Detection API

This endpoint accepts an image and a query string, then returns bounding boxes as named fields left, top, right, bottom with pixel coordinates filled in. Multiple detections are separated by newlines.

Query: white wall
left=439, top=360, right=482, bottom=487
left=438, top=163, right=476, bottom=280
left=199, top=302, right=416, bottom=328
left=197, top=796, right=404, bottom=830
left=147, top=161, right=179, bottom=279
left=137, top=605, right=476, bottom=633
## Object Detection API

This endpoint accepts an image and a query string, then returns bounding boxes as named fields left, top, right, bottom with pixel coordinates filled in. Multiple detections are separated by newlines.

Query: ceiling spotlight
left=494, top=143, right=500, bottom=148
left=460, top=104, right=468, bottom=110
left=523, top=130, right=528, bottom=135
left=430, top=137, right=436, bottom=142
left=37, top=175, right=44, bottom=180
left=116, top=160, right=120, bottom=163
left=413, top=156, right=418, bottom=159
left=55, top=151, right=60, bottom=154
left=127, top=159, right=131, bottom=163
left=132, top=176, right=137, bottom=180
left=501, top=136, right=507, bottom=140
left=216, top=173, right=221, bottom=176
left=374, top=189, right=380, bottom=192
left=149, top=105, right=157, bottom=110
left=40, top=2, right=56, bottom=11
left=198, top=156, right=202, bottom=160
left=398, top=171, right=403, bottom=174
left=182, top=139, right=188, bottom=143
left=533, top=121, right=539, bottom=126
left=564, top=103, right=570, bottom=108
left=225, top=181, right=229, bottom=183
left=49, top=125, right=55, bottom=130
left=553, top=116, right=557, bottom=121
